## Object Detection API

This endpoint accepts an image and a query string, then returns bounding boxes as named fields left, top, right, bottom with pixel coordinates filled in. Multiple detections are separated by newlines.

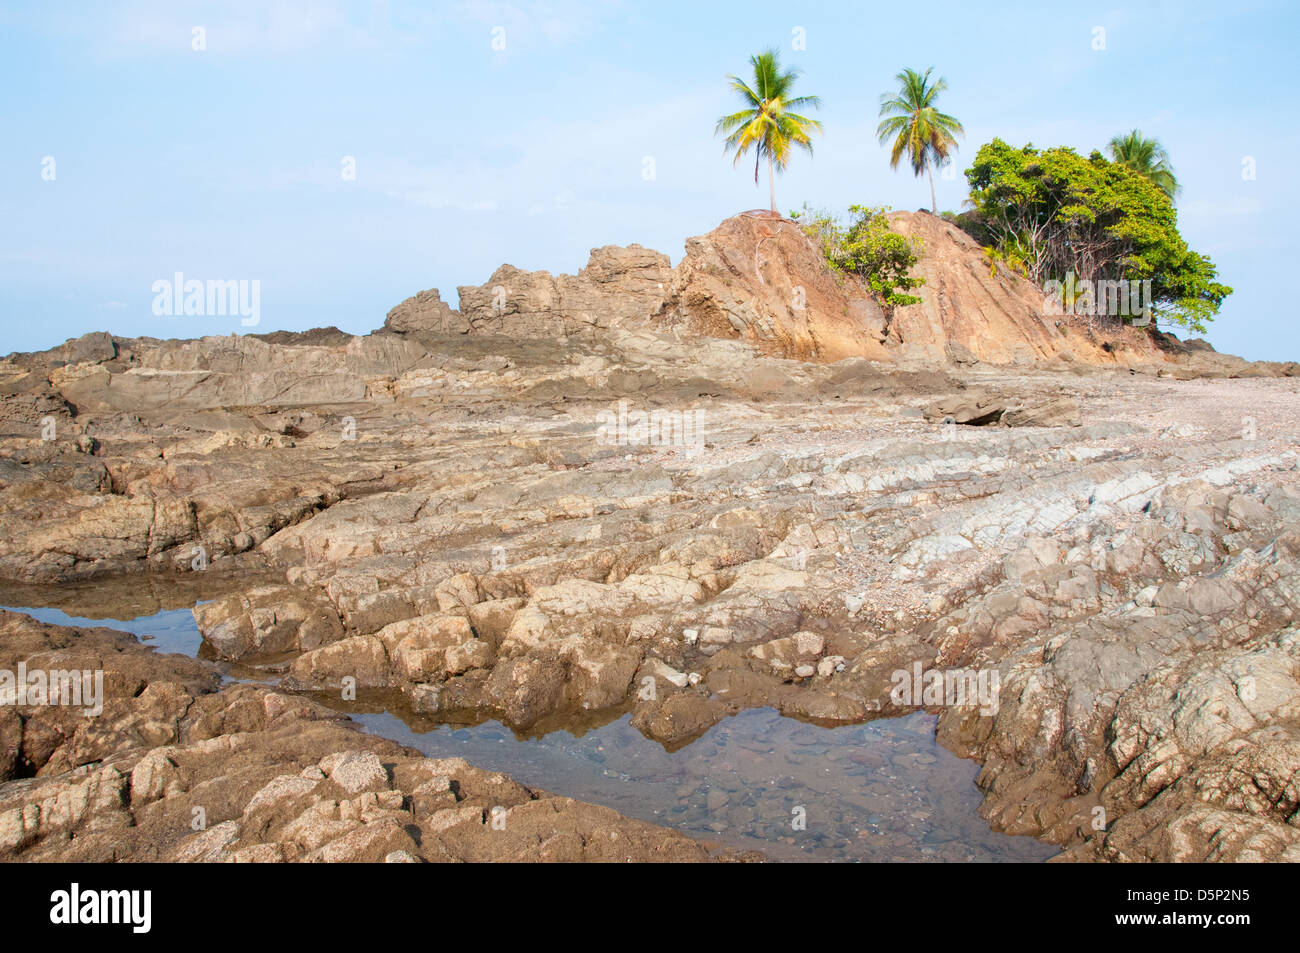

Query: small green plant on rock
left=793, top=204, right=925, bottom=310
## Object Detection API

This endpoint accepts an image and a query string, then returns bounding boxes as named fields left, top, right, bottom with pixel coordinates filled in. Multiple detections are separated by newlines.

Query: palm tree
left=1107, top=130, right=1180, bottom=201
left=716, top=49, right=822, bottom=214
left=876, top=67, right=964, bottom=214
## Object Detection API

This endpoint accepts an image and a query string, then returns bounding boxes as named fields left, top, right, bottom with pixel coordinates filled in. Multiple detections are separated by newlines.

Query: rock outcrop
left=383, top=289, right=468, bottom=335
left=457, top=244, right=671, bottom=337
left=657, top=209, right=1300, bottom=375
left=371, top=211, right=1296, bottom=379
left=656, top=211, right=892, bottom=362
left=882, top=211, right=1155, bottom=366
left=383, top=245, right=672, bottom=339
left=5, top=332, right=427, bottom=416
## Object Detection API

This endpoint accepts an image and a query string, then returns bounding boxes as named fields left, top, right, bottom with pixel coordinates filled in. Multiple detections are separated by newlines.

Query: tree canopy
left=1107, top=130, right=1180, bottom=201
left=958, top=138, right=1230, bottom=331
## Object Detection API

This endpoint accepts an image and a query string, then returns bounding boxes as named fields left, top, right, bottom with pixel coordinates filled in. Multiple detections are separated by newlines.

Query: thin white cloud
left=445, top=0, right=621, bottom=48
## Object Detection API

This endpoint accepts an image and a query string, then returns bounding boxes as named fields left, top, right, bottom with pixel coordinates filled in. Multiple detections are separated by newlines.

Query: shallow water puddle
left=0, top=600, right=279, bottom=684
left=0, top=600, right=1056, bottom=862
left=1, top=605, right=206, bottom=657
left=356, top=707, right=1058, bottom=863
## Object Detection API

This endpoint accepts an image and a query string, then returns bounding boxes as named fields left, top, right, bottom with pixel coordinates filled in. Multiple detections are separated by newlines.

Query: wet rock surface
left=0, top=611, right=755, bottom=862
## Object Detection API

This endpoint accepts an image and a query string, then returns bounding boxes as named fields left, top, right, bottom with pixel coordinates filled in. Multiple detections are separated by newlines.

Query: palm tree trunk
left=928, top=165, right=937, bottom=214
left=768, top=152, right=776, bottom=214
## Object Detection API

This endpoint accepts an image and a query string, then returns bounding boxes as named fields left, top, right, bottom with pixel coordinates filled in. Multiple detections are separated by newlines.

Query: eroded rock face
left=930, top=474, right=1300, bottom=862
left=383, top=289, right=468, bottom=335
left=0, top=323, right=938, bottom=583
left=657, top=211, right=892, bottom=362
left=379, top=245, right=673, bottom=340
left=455, top=245, right=672, bottom=338
left=881, top=211, right=1140, bottom=366
left=0, top=612, right=756, bottom=862
left=655, top=210, right=1300, bottom=376
left=373, top=211, right=1297, bottom=379
left=20, top=333, right=428, bottom=416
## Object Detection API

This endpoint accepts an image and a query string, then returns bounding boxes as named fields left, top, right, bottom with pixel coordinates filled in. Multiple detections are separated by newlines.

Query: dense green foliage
left=959, top=139, right=1230, bottom=331
left=877, top=68, right=964, bottom=213
left=793, top=204, right=925, bottom=309
left=716, top=49, right=823, bottom=213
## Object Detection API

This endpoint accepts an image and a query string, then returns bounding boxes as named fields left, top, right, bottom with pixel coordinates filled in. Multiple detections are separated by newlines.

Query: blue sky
left=2, top=0, right=1295, bottom=360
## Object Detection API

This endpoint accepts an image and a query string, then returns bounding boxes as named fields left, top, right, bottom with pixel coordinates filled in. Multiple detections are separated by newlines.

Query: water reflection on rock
left=357, top=706, right=1058, bottom=863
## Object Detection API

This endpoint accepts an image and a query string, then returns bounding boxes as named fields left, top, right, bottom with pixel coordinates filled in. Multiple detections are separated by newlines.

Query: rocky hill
left=1, top=211, right=1298, bottom=864
left=385, top=210, right=1297, bottom=377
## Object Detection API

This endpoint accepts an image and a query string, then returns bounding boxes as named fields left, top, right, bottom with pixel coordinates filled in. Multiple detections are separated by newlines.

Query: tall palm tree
left=1107, top=130, right=1180, bottom=201
left=716, top=49, right=822, bottom=214
left=876, top=67, right=964, bottom=214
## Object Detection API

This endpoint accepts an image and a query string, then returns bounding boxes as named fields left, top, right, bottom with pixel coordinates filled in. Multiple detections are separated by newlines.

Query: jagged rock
left=631, top=691, right=727, bottom=747
left=657, top=211, right=890, bottom=362
left=2, top=210, right=1299, bottom=866
left=194, top=585, right=345, bottom=660
left=60, top=332, right=118, bottom=366
left=383, top=289, right=469, bottom=335
left=38, top=333, right=427, bottom=414
left=0, top=612, right=757, bottom=863
left=456, top=245, right=670, bottom=338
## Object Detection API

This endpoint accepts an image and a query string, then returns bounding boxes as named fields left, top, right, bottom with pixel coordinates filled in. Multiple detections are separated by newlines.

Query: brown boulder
left=923, top=391, right=1006, bottom=426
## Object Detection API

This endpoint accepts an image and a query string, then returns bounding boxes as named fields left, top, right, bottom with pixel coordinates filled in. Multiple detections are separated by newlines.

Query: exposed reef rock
left=456, top=244, right=671, bottom=338
left=384, top=289, right=467, bottom=335
left=367, top=210, right=1298, bottom=378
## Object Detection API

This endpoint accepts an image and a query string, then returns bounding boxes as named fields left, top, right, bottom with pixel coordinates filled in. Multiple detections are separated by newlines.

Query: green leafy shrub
left=792, top=204, right=925, bottom=309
